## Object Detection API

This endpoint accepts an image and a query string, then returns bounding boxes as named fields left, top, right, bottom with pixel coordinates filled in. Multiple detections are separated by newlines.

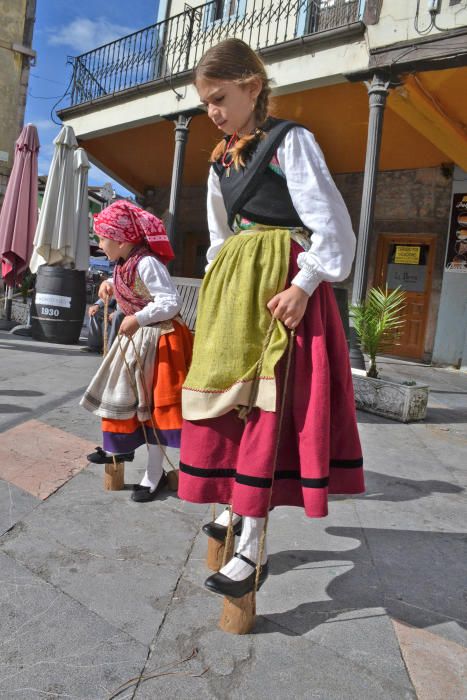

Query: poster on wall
left=445, top=193, right=467, bottom=272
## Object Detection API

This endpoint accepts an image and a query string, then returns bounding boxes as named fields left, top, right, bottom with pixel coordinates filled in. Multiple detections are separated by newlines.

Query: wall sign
left=394, top=246, right=421, bottom=265
left=446, top=193, right=467, bottom=272
left=35, top=293, right=72, bottom=308
left=387, top=264, right=427, bottom=293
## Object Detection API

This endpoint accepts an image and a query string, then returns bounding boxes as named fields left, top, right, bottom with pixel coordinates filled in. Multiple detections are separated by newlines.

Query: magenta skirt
left=178, top=242, right=364, bottom=518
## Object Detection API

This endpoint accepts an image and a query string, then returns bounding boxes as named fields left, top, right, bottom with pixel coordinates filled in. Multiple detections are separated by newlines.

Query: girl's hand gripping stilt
left=267, top=284, right=309, bottom=329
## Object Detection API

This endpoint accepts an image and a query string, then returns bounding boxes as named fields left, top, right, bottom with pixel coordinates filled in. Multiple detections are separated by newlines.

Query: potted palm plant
left=350, top=286, right=429, bottom=422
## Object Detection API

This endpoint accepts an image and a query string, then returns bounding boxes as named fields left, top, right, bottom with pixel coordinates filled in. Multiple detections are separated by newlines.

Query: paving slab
left=356, top=526, right=467, bottom=632
left=393, top=620, right=467, bottom=700
left=0, top=462, right=207, bottom=646
left=42, top=389, right=103, bottom=443
left=0, top=331, right=101, bottom=434
left=133, top=577, right=415, bottom=700
left=0, top=550, right=147, bottom=700
left=0, top=478, right=40, bottom=537
left=0, top=419, right=95, bottom=499
left=162, top=504, right=412, bottom=695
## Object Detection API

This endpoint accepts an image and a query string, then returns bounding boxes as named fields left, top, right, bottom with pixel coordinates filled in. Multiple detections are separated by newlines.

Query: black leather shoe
left=202, top=517, right=243, bottom=542
left=131, top=473, right=168, bottom=502
left=204, top=553, right=269, bottom=598
left=87, top=446, right=135, bottom=464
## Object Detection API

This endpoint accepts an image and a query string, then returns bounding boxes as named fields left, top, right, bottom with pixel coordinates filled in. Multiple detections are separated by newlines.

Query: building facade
left=0, top=0, right=36, bottom=206
left=58, top=0, right=467, bottom=367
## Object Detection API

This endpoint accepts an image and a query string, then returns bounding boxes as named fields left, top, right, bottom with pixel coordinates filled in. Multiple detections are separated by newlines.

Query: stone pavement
left=0, top=329, right=466, bottom=699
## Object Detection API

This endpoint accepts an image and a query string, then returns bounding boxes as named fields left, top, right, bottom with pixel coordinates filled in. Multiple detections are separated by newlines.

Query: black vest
left=212, top=117, right=304, bottom=230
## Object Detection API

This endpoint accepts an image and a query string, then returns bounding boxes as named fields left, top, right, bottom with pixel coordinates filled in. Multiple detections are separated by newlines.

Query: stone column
left=352, top=73, right=390, bottom=305
left=166, top=113, right=192, bottom=251
left=350, top=73, right=390, bottom=367
left=164, top=108, right=204, bottom=272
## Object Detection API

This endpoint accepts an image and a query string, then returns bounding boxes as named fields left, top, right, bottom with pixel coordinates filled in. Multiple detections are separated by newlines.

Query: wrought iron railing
left=69, top=0, right=360, bottom=106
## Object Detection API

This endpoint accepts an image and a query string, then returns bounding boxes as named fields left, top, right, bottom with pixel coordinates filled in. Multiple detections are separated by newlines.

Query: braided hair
left=194, top=39, right=271, bottom=169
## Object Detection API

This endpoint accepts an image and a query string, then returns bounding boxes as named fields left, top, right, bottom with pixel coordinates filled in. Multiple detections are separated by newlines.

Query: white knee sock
left=140, top=444, right=164, bottom=491
left=219, top=516, right=267, bottom=582
left=214, top=507, right=242, bottom=527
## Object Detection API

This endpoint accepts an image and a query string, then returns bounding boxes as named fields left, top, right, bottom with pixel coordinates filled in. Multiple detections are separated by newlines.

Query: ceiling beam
left=386, top=74, right=467, bottom=171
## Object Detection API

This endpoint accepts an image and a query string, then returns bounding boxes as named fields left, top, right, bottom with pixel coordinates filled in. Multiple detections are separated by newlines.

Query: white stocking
left=220, top=516, right=267, bottom=582
left=214, top=507, right=242, bottom=527
left=140, top=444, right=164, bottom=491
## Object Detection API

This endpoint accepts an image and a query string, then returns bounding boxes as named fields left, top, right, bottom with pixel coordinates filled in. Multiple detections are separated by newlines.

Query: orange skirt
left=102, top=320, right=193, bottom=452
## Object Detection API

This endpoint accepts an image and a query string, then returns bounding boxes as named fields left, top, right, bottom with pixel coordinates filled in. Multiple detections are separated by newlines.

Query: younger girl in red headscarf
left=81, top=201, right=193, bottom=502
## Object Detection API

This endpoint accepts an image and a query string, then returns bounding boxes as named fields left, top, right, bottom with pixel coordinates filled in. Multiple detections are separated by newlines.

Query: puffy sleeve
left=276, top=127, right=356, bottom=296
left=134, top=256, right=181, bottom=326
left=205, top=165, right=233, bottom=270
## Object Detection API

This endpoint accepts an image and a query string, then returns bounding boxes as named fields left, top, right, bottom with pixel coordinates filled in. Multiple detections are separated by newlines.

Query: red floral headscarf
left=94, top=201, right=175, bottom=316
left=93, top=200, right=174, bottom=265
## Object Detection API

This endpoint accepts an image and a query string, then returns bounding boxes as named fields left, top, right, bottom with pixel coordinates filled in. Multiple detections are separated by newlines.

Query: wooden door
left=374, top=235, right=435, bottom=360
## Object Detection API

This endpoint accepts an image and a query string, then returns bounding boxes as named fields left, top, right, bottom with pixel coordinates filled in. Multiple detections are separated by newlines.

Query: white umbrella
left=30, top=125, right=88, bottom=272
left=72, top=147, right=91, bottom=271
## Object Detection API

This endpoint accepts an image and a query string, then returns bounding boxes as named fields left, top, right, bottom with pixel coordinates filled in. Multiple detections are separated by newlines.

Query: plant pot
left=352, top=369, right=429, bottom=423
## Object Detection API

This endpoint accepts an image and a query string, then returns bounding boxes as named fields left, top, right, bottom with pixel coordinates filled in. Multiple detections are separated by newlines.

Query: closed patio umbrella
left=73, top=147, right=91, bottom=272
left=29, top=126, right=90, bottom=344
left=0, top=124, right=39, bottom=324
left=29, top=125, right=81, bottom=272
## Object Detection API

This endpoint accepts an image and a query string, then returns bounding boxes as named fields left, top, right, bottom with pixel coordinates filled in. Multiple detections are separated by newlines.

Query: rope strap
left=103, top=297, right=109, bottom=358
left=219, top=319, right=296, bottom=592
left=254, top=327, right=295, bottom=592
left=116, top=332, right=178, bottom=474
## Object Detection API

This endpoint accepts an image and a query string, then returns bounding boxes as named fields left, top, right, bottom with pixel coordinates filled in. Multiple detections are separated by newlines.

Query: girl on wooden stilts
left=81, top=201, right=193, bottom=501
left=178, top=39, right=364, bottom=602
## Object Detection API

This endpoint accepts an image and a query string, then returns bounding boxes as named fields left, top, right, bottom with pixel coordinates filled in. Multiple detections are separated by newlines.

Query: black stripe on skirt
left=180, top=462, right=361, bottom=489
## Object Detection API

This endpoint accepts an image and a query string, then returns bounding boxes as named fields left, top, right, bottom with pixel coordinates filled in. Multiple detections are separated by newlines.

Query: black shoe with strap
left=130, top=473, right=168, bottom=502
left=204, top=553, right=269, bottom=598
left=87, top=446, right=135, bottom=464
left=202, top=517, right=243, bottom=542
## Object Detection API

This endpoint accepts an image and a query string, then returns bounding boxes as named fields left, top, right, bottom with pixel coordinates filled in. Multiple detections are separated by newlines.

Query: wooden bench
left=173, top=276, right=202, bottom=332
left=173, top=276, right=349, bottom=341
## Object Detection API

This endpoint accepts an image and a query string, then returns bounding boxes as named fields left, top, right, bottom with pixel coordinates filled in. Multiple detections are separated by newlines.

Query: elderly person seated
left=84, top=297, right=123, bottom=353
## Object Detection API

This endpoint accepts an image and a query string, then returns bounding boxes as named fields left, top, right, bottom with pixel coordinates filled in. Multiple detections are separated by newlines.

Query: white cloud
left=32, top=119, right=57, bottom=130
left=48, top=17, right=135, bottom=54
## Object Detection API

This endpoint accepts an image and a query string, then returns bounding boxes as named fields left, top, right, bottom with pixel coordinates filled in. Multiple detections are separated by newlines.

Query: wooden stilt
left=166, top=469, right=179, bottom=492
left=219, top=592, right=256, bottom=634
left=206, top=536, right=234, bottom=572
left=217, top=329, right=295, bottom=636
left=104, top=460, right=125, bottom=490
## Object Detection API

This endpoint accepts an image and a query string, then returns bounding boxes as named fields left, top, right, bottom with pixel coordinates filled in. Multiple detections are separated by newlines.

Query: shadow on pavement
left=0, top=403, right=32, bottom=414
left=346, top=469, right=463, bottom=502
left=0, top=389, right=44, bottom=397
left=261, top=527, right=467, bottom=638
left=0, top=341, right=89, bottom=357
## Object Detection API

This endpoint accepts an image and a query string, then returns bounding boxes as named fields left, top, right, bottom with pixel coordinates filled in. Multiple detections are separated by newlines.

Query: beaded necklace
left=220, top=131, right=238, bottom=177
left=220, top=126, right=265, bottom=176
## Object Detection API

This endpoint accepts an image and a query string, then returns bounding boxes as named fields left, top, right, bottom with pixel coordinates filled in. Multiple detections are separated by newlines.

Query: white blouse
left=109, top=256, right=181, bottom=326
left=206, top=127, right=356, bottom=297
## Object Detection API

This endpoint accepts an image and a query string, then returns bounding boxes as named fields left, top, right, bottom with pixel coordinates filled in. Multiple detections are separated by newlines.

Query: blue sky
left=25, top=0, right=160, bottom=197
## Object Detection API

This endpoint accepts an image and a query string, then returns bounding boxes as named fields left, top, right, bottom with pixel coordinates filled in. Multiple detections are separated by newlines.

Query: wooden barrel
left=31, top=266, right=86, bottom=344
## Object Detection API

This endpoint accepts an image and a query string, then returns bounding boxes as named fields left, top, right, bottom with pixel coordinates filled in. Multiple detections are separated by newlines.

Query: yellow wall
left=0, top=0, right=32, bottom=196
